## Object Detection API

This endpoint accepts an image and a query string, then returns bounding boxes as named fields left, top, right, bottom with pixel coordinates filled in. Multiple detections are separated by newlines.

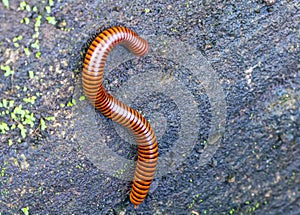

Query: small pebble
left=264, top=0, right=276, bottom=6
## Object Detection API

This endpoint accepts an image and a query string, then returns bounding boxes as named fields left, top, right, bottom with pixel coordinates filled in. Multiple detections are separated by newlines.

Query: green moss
left=20, top=17, right=30, bottom=25
left=49, top=0, right=54, bottom=6
left=32, top=31, right=39, bottom=38
left=45, top=5, right=51, bottom=13
left=34, top=15, right=42, bottom=32
left=13, top=35, right=23, bottom=42
left=75, top=164, right=83, bottom=169
left=67, top=98, right=76, bottom=107
left=18, top=1, right=27, bottom=11
left=46, top=16, right=57, bottom=25
left=35, top=51, right=41, bottom=58
left=28, top=70, right=34, bottom=79
left=45, top=116, right=55, bottom=121
left=228, top=208, right=235, bottom=214
left=13, top=34, right=23, bottom=47
left=187, top=194, right=201, bottom=209
left=40, top=118, right=46, bottom=131
left=21, top=207, right=29, bottom=215
left=17, top=123, right=27, bottom=138
left=23, top=113, right=35, bottom=127
left=2, top=0, right=9, bottom=9
left=0, top=98, right=14, bottom=108
left=0, top=121, right=9, bottom=134
left=0, top=162, right=7, bottom=176
left=9, top=105, right=36, bottom=138
left=39, top=116, right=54, bottom=131
left=23, top=96, right=36, bottom=105
left=24, top=17, right=30, bottom=24
left=25, top=4, right=30, bottom=12
left=31, top=40, right=39, bottom=49
left=0, top=65, right=14, bottom=76
left=2, top=99, right=7, bottom=107
left=200, top=140, right=207, bottom=146
left=24, top=47, right=30, bottom=56
left=244, top=201, right=261, bottom=213
left=8, top=139, right=13, bottom=146
left=79, top=95, right=85, bottom=101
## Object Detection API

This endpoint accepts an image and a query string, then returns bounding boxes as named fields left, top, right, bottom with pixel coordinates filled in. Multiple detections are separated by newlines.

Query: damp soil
left=0, top=0, right=299, bottom=214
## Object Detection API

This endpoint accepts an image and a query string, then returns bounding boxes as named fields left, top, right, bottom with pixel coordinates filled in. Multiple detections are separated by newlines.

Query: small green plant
left=0, top=164, right=7, bottom=177
left=39, top=116, right=55, bottom=131
left=23, top=95, right=36, bottom=104
left=21, top=207, right=29, bottom=215
left=0, top=65, right=14, bottom=76
left=45, top=5, right=51, bottom=13
left=18, top=1, right=30, bottom=11
left=17, top=123, right=27, bottom=138
left=228, top=208, right=235, bottom=214
left=13, top=35, right=23, bottom=47
left=0, top=121, right=9, bottom=134
left=187, top=194, right=200, bottom=209
left=31, top=40, right=39, bottom=49
left=3, top=104, right=36, bottom=138
left=28, top=70, right=34, bottom=79
left=46, top=16, right=56, bottom=25
left=45, top=116, right=55, bottom=121
left=79, top=95, right=85, bottom=101
left=40, top=118, right=46, bottom=131
left=2, top=0, right=9, bottom=9
left=8, top=139, right=13, bottom=146
left=67, top=98, right=76, bottom=107
left=23, top=47, right=30, bottom=56
left=20, top=17, right=30, bottom=25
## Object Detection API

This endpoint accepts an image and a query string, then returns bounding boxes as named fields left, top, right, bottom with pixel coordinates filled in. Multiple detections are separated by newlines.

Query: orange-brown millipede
left=82, top=26, right=158, bottom=208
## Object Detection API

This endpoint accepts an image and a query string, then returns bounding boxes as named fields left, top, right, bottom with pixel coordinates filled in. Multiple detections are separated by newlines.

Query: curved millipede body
left=82, top=26, right=158, bottom=208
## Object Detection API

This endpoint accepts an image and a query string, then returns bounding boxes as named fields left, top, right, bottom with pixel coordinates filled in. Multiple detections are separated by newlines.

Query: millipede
left=82, top=26, right=158, bottom=208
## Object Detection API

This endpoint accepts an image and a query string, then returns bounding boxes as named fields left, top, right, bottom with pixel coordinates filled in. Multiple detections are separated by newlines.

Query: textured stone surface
left=0, top=0, right=299, bottom=214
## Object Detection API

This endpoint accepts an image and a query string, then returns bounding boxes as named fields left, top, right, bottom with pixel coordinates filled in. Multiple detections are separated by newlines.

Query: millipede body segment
left=82, top=26, right=158, bottom=208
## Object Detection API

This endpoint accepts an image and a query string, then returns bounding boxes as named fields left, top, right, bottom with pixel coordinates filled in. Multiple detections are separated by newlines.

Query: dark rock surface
left=0, top=0, right=299, bottom=214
